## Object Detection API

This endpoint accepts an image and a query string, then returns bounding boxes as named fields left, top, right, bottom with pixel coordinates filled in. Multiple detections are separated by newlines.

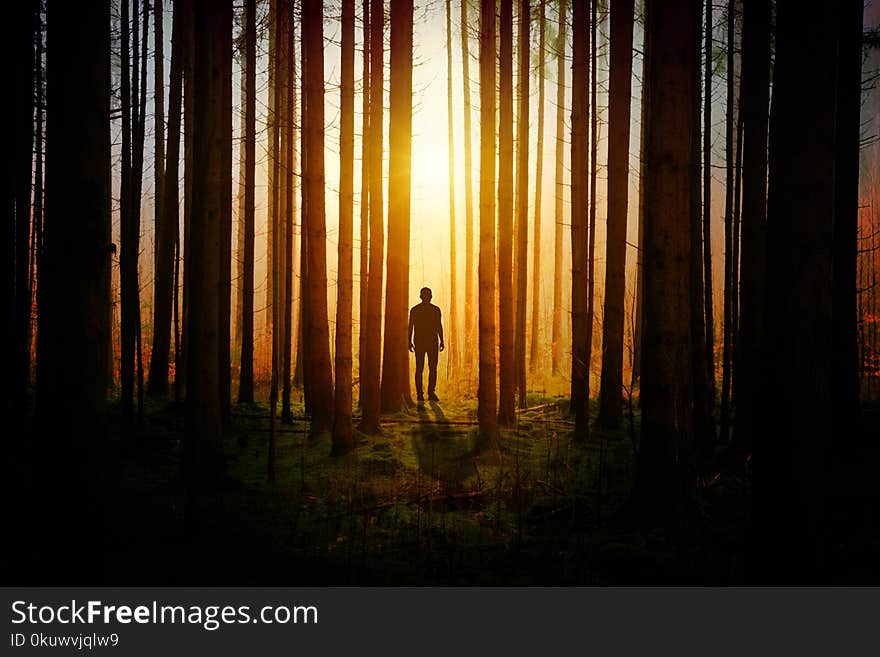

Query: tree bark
left=514, top=0, right=530, bottom=409
left=750, top=0, right=837, bottom=581
left=498, top=0, right=515, bottom=426
left=282, top=0, right=296, bottom=423
left=302, top=0, right=334, bottom=435
left=333, top=0, right=355, bottom=454
left=462, top=0, right=476, bottom=376
left=37, top=0, right=111, bottom=579
left=551, top=0, right=567, bottom=377
left=570, top=0, right=590, bottom=434
left=633, top=0, right=698, bottom=528
left=358, top=0, right=370, bottom=399
left=238, top=0, right=257, bottom=404
left=184, top=0, right=231, bottom=502
left=477, top=0, right=498, bottom=449
left=359, top=0, right=385, bottom=434
left=529, top=0, right=546, bottom=374
left=381, top=0, right=415, bottom=412
left=598, top=0, right=635, bottom=428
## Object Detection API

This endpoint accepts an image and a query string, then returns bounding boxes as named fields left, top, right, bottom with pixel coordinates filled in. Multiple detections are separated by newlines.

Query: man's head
left=420, top=287, right=432, bottom=303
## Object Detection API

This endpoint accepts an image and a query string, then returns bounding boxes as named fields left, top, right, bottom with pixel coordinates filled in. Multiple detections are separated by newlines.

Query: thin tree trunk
left=529, top=0, right=546, bottom=373
left=180, top=0, right=195, bottom=396
left=154, top=0, right=165, bottom=304
left=282, top=1, right=295, bottom=423
left=238, top=0, right=256, bottom=404
left=719, top=0, right=735, bottom=443
left=381, top=0, right=415, bottom=412
left=477, top=0, right=498, bottom=450
left=570, top=0, right=590, bottom=434
left=551, top=0, right=567, bottom=377
left=498, top=0, right=515, bottom=426
left=359, top=0, right=385, bottom=434
left=358, top=0, right=370, bottom=399
left=831, top=0, right=863, bottom=436
left=586, top=0, right=598, bottom=424
left=120, top=0, right=134, bottom=421
left=333, top=0, right=355, bottom=454
left=446, top=0, right=458, bottom=373
left=514, top=0, right=530, bottom=409
left=598, top=0, right=635, bottom=428
left=12, top=0, right=36, bottom=412
left=462, top=0, right=476, bottom=377
left=633, top=0, right=698, bottom=528
left=149, top=0, right=183, bottom=397
left=302, top=0, right=334, bottom=435
left=266, top=0, right=277, bottom=345
left=702, top=0, right=715, bottom=400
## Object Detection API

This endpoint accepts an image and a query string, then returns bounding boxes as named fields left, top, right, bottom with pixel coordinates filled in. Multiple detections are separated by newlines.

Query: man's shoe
left=428, top=393, right=440, bottom=402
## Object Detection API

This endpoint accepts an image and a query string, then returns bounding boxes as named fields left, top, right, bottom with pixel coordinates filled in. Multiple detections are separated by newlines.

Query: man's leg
left=414, top=346, right=426, bottom=400
left=427, top=345, right=439, bottom=400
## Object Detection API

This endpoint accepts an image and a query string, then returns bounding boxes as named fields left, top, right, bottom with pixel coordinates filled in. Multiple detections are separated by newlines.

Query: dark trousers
left=414, top=343, right=438, bottom=398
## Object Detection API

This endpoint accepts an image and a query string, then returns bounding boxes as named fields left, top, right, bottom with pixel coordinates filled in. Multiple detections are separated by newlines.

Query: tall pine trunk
left=381, top=0, right=415, bottom=412
left=302, top=0, right=334, bottom=435
left=238, top=0, right=256, bottom=403
left=477, top=0, right=498, bottom=450
left=282, top=1, right=296, bottom=423
left=598, top=0, right=635, bottom=428
left=551, top=0, right=567, bottom=376
left=333, top=0, right=355, bottom=453
left=360, top=0, right=385, bottom=434
left=37, top=0, right=111, bottom=579
left=358, top=0, right=370, bottom=397
left=514, top=0, right=530, bottom=408
left=498, top=0, right=515, bottom=426
left=529, top=0, right=546, bottom=373
left=750, top=0, right=837, bottom=581
left=719, top=0, right=735, bottom=443
left=446, top=0, right=458, bottom=372
left=120, top=0, right=135, bottom=421
left=184, top=0, right=231, bottom=502
left=633, top=0, right=698, bottom=527
left=461, top=0, right=476, bottom=376
left=586, top=0, right=598, bottom=427
left=570, top=0, right=590, bottom=434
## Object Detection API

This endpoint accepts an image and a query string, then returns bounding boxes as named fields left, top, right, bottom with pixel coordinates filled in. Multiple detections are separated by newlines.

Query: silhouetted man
left=408, top=287, right=444, bottom=402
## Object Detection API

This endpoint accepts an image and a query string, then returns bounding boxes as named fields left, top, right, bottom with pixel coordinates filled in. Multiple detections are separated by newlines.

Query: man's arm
left=438, top=309, right=444, bottom=351
left=408, top=309, right=415, bottom=352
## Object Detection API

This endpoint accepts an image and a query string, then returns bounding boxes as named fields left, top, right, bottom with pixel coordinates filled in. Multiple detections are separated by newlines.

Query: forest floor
left=7, top=394, right=880, bottom=584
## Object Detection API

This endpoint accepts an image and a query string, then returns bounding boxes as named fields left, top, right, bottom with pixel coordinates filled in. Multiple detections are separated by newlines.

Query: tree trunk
left=462, top=0, right=476, bottom=377
left=358, top=0, right=370, bottom=399
left=719, top=0, right=735, bottom=443
left=586, top=0, right=598, bottom=427
left=266, top=0, right=277, bottom=345
left=381, top=0, right=414, bottom=412
left=831, top=0, right=863, bottom=438
left=598, top=0, right=634, bottom=428
left=702, top=0, right=715, bottom=401
left=477, top=0, right=498, bottom=450
left=153, top=0, right=165, bottom=313
left=750, top=0, right=837, bottom=581
left=282, top=0, right=296, bottom=423
left=333, top=0, right=355, bottom=454
left=633, top=0, right=698, bottom=528
left=359, top=0, right=385, bottom=434
left=12, top=0, right=36, bottom=412
left=149, top=0, right=184, bottom=397
left=551, top=0, right=567, bottom=377
left=514, top=0, right=530, bottom=409
left=446, top=0, right=458, bottom=373
left=570, top=0, right=590, bottom=434
left=238, top=0, right=256, bottom=404
left=37, top=0, right=111, bottom=579
left=120, top=0, right=134, bottom=420
left=180, top=0, right=195, bottom=395
left=498, top=0, right=515, bottom=426
left=184, top=0, right=231, bottom=504
left=529, top=0, right=546, bottom=373
left=302, top=0, right=334, bottom=435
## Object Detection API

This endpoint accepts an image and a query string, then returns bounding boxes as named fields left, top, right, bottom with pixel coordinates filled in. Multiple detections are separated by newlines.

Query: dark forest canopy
left=4, top=0, right=880, bottom=585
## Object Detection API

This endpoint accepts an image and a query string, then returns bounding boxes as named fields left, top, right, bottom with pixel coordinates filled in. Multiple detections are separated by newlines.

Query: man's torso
left=411, top=303, right=441, bottom=347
